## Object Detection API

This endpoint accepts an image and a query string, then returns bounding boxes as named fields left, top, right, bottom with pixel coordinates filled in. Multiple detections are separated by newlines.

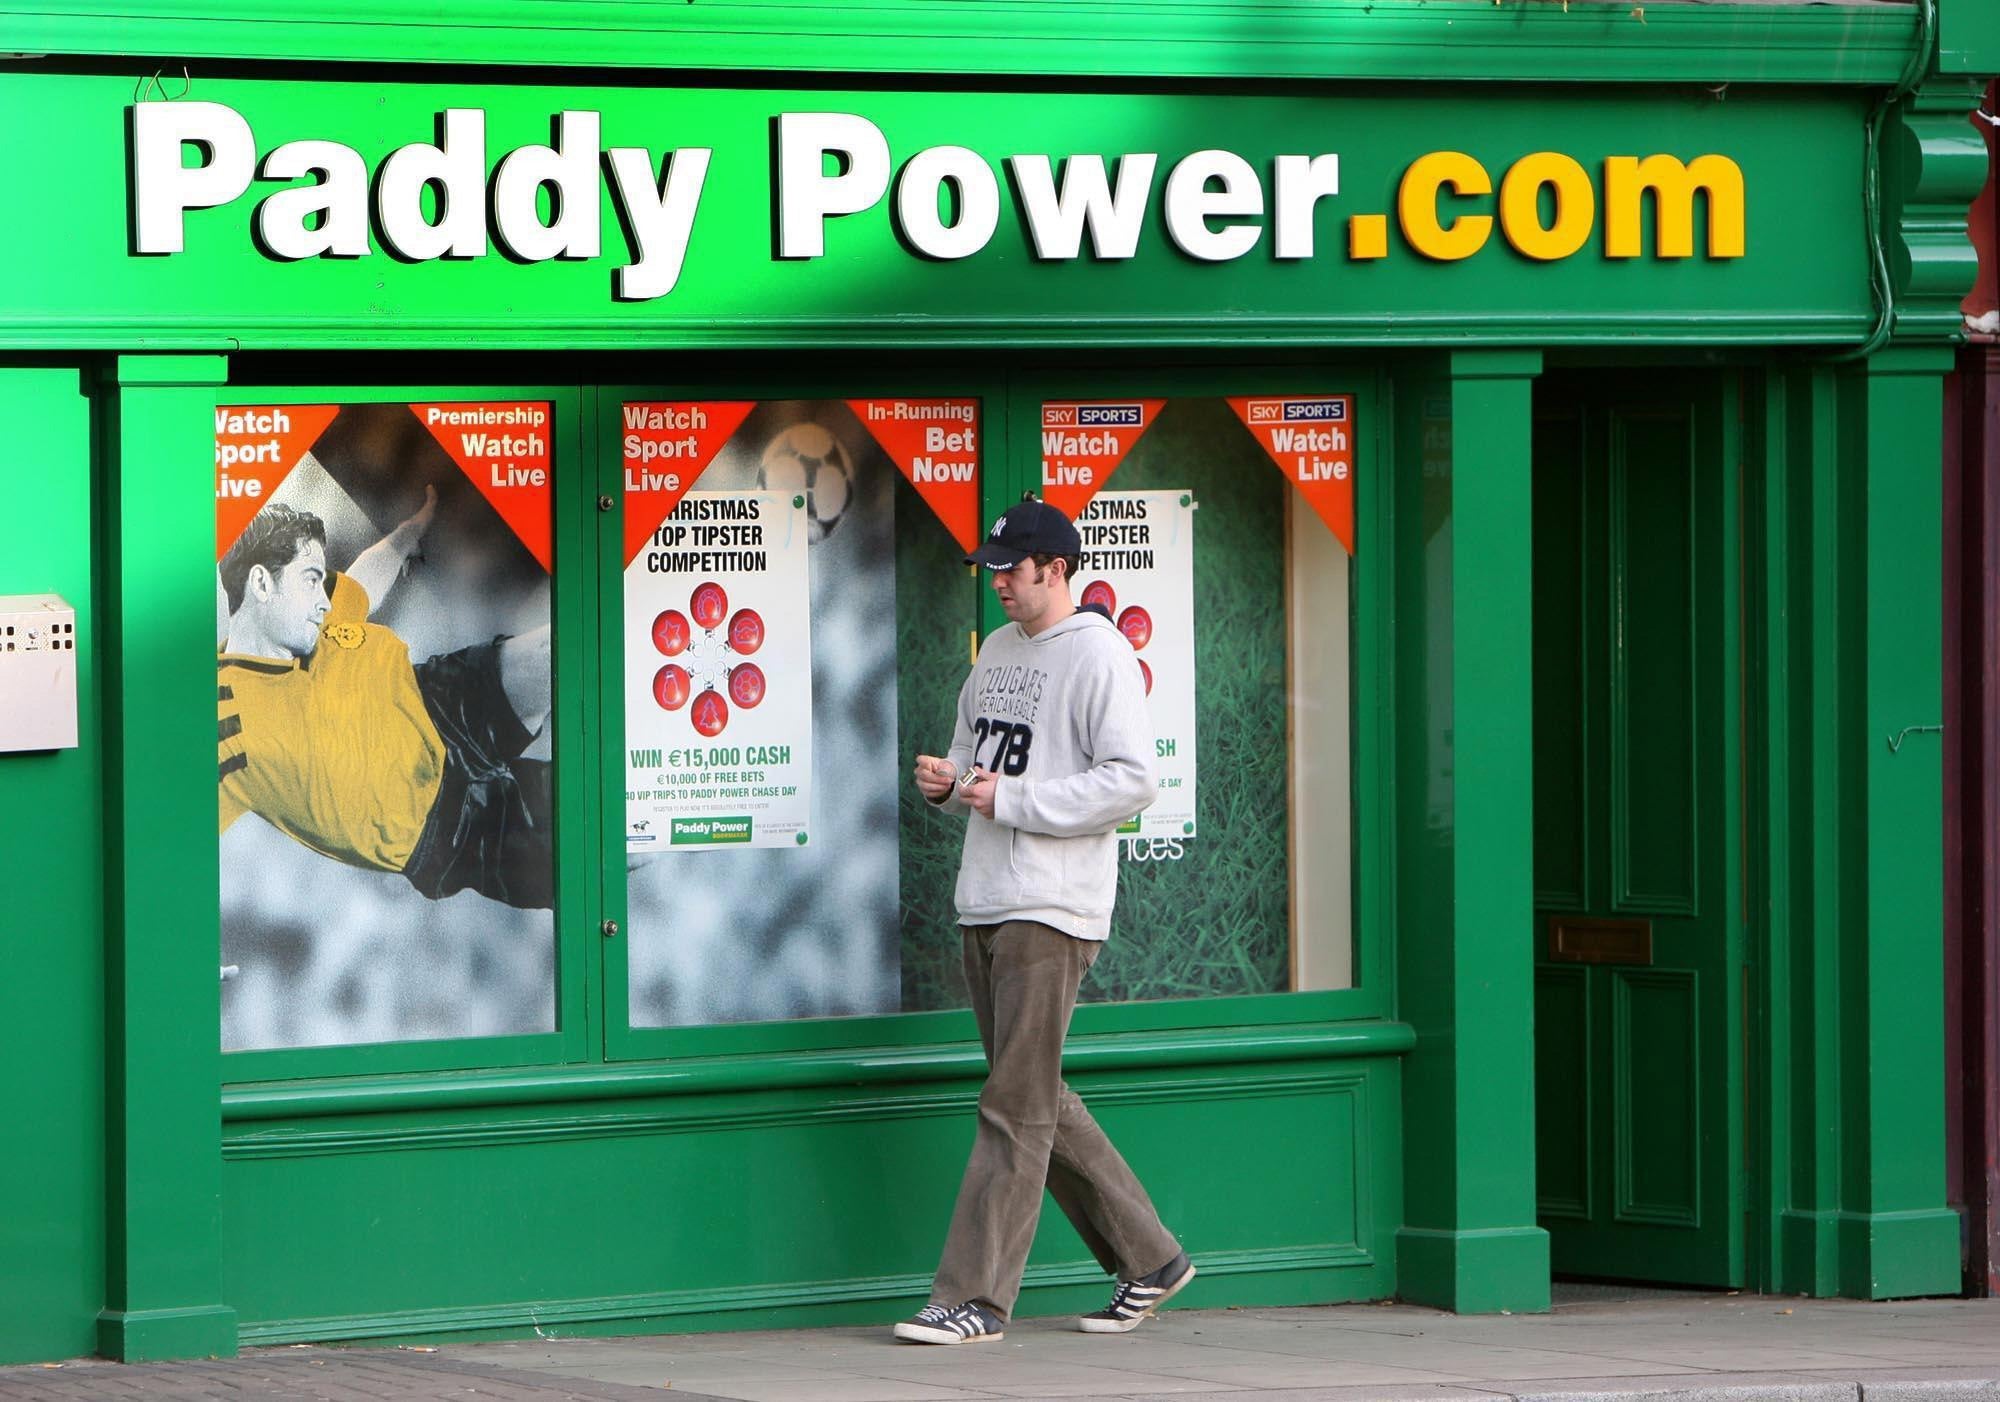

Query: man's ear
left=247, top=562, right=275, bottom=601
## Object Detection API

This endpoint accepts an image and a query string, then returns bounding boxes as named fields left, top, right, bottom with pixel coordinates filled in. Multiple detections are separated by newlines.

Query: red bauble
left=1138, top=658, right=1154, bottom=695
left=651, top=609, right=690, bottom=657
left=727, top=607, right=765, bottom=655
left=691, top=688, right=730, bottom=737
left=1081, top=579, right=1117, bottom=614
left=729, top=662, right=767, bottom=709
left=1117, top=605, right=1154, bottom=651
left=690, top=581, right=729, bottom=631
left=652, top=664, right=691, bottom=711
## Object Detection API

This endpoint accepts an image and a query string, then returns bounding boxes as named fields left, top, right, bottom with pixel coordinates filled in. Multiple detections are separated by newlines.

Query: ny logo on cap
left=990, top=517, right=1007, bottom=537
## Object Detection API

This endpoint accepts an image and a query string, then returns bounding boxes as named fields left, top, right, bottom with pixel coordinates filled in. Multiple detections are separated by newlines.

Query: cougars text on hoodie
left=930, top=609, right=1158, bottom=941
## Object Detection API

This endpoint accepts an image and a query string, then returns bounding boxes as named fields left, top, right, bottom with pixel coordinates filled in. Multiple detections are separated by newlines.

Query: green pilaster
left=98, top=355, right=237, bottom=1361
left=1761, top=355, right=1962, bottom=1300
left=0, top=366, right=106, bottom=1364
left=1835, top=348, right=1959, bottom=1299
left=1395, top=351, right=1550, bottom=1314
left=1765, top=365, right=1847, bottom=1297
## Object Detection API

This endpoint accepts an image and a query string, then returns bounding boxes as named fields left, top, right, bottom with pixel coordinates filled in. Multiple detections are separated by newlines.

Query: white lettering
left=1006, top=152, right=1158, bottom=260
left=910, top=457, right=976, bottom=482
left=1273, top=153, right=1341, bottom=259
left=255, top=139, right=370, bottom=259
left=776, top=112, right=891, bottom=259
left=1163, top=149, right=1263, bottom=262
left=132, top=101, right=257, bottom=254
left=606, top=146, right=712, bottom=300
left=375, top=108, right=489, bottom=260
left=492, top=110, right=602, bottom=262
left=894, top=145, right=1000, bottom=260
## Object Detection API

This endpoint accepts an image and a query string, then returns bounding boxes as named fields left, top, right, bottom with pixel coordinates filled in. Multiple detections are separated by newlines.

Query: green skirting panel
left=96, top=1305, right=238, bottom=1363
left=1836, top=1209, right=1963, bottom=1300
left=223, top=1051, right=1401, bottom=1344
left=1395, top=1227, right=1551, bottom=1315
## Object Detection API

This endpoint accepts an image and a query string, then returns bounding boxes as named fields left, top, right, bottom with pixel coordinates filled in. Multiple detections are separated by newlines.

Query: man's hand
left=913, top=754, right=958, bottom=801
left=349, top=483, right=439, bottom=618
left=960, top=768, right=997, bottom=819
left=401, top=483, right=438, bottom=540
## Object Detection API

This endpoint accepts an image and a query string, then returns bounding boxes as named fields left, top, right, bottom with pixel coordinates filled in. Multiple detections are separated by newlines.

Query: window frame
left=214, top=363, right=1394, bottom=1088
left=214, top=382, right=593, bottom=1085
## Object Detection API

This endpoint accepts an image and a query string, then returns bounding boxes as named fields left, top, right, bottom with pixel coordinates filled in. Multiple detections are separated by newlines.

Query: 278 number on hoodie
left=971, top=718, right=1035, bottom=776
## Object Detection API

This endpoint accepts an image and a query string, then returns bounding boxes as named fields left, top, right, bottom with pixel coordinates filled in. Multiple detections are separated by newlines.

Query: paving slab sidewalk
left=4, top=1291, right=1999, bottom=1402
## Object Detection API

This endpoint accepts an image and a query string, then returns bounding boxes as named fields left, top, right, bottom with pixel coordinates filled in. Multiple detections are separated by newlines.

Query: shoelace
left=914, top=1305, right=950, bottom=1323
left=1105, top=1281, right=1146, bottom=1314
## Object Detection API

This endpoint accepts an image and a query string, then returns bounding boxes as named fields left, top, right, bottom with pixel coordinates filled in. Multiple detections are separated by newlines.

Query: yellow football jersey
left=218, top=574, right=446, bottom=872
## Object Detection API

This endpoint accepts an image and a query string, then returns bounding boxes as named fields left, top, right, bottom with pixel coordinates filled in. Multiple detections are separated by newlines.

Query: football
left=758, top=421, right=853, bottom=543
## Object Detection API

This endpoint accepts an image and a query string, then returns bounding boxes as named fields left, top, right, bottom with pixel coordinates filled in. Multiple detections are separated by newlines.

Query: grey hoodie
left=931, top=608, right=1158, bottom=941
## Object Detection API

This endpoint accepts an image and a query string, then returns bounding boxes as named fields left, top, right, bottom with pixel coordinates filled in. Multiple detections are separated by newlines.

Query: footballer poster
left=1073, top=490, right=1197, bottom=838
left=625, top=490, right=814, bottom=849
left=215, top=400, right=556, bottom=1052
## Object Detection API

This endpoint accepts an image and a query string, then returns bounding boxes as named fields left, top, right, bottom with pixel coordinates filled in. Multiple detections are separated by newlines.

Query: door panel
left=1534, top=965, right=1592, bottom=1220
left=1532, top=377, right=1743, bottom=1288
left=1614, top=969, right=1700, bottom=1226
left=1609, top=410, right=1699, bottom=915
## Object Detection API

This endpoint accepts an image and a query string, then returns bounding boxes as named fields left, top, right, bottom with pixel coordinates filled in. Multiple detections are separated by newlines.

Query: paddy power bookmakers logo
left=132, top=104, right=1745, bottom=301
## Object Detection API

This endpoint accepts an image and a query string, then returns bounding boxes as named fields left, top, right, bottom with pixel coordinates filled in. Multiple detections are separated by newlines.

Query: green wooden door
left=1530, top=375, right=1746, bottom=1288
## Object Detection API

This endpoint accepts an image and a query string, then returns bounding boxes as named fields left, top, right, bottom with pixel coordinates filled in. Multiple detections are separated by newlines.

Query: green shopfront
left=1, top=0, right=1994, bottom=1364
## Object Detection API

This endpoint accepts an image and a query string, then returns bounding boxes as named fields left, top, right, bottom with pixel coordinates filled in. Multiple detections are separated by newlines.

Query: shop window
left=1029, top=394, right=1352, bottom=1005
left=217, top=399, right=557, bottom=1051
left=620, top=398, right=973, bottom=1028
left=213, top=381, right=1360, bottom=1058
left=621, top=389, right=1356, bottom=1031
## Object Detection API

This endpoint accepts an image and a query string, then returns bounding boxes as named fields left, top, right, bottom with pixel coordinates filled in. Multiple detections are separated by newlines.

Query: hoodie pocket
left=1007, top=827, right=1068, bottom=901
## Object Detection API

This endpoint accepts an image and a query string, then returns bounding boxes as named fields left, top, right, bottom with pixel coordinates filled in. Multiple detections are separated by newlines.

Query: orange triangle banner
left=619, top=401, right=757, bottom=565
left=846, top=398, right=982, bottom=554
left=1226, top=396, right=1356, bottom=555
left=214, top=403, right=340, bottom=559
left=410, top=402, right=555, bottom=573
left=1039, top=400, right=1164, bottom=520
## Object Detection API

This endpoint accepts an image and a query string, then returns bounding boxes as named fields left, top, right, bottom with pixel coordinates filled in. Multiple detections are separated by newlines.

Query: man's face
left=990, top=556, right=1061, bottom=631
left=251, top=538, right=329, bottom=658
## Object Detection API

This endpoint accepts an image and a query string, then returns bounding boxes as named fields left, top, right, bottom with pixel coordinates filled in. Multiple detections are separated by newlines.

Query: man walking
left=898, top=494, right=1193, bottom=1345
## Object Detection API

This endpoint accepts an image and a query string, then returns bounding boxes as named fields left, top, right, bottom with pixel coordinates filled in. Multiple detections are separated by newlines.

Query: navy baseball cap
left=965, top=494, right=1082, bottom=570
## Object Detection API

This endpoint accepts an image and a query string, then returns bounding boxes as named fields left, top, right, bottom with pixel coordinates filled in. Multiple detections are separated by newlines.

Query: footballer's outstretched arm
left=347, top=484, right=438, bottom=617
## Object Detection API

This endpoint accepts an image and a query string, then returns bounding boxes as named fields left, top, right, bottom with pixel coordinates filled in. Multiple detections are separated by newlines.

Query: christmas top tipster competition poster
left=1074, top=491, right=1196, bottom=838
left=622, top=403, right=812, bottom=850
left=1041, top=400, right=1197, bottom=842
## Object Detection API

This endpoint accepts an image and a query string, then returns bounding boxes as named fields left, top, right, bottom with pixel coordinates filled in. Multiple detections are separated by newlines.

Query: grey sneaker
left=894, top=1301, right=1006, bottom=1344
left=1077, top=1251, right=1195, bottom=1333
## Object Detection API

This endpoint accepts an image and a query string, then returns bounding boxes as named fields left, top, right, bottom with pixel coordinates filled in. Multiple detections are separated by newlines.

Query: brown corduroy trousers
left=927, top=920, right=1182, bottom=1321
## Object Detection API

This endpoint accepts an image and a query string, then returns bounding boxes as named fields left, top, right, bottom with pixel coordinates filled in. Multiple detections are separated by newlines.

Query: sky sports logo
left=1044, top=403, right=1145, bottom=428
left=1246, top=398, right=1349, bottom=424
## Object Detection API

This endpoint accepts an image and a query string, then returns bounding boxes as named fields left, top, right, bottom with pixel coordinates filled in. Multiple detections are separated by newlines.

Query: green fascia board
left=1939, top=0, right=2000, bottom=75
left=0, top=74, right=1882, bottom=352
left=2, top=1, right=1922, bottom=86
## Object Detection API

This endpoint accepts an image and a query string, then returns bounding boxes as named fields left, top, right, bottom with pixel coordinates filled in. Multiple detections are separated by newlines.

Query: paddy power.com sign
left=130, top=104, right=1745, bottom=302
